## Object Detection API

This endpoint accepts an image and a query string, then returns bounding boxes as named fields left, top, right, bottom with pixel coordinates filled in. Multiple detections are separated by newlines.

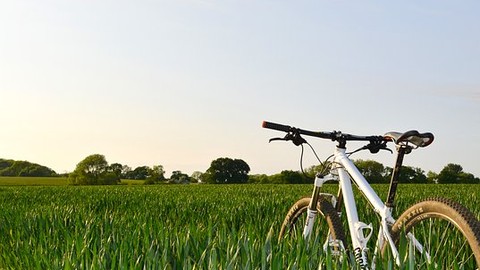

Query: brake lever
left=376, top=147, right=393, bottom=154
left=368, top=143, right=393, bottom=154
left=268, top=132, right=307, bottom=146
left=269, top=137, right=287, bottom=143
left=358, top=140, right=393, bottom=154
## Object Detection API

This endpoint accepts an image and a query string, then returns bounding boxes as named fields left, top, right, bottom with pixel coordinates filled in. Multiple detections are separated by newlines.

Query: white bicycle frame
left=302, top=146, right=427, bottom=269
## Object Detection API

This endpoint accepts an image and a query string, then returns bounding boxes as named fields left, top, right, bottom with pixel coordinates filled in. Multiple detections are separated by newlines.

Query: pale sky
left=1, top=1, right=479, bottom=177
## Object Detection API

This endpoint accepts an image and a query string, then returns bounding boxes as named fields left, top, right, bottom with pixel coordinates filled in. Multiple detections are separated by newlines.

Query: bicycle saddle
left=384, top=130, right=434, bottom=148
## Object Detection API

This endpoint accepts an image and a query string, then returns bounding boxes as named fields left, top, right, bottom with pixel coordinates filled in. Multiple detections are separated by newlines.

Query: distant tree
left=437, top=163, right=463, bottom=184
left=267, top=173, right=284, bottom=184
left=68, top=154, right=120, bottom=185
left=149, top=165, right=166, bottom=182
left=304, top=164, right=330, bottom=179
left=127, top=166, right=150, bottom=180
left=0, top=159, right=14, bottom=171
left=170, top=170, right=190, bottom=183
left=248, top=174, right=269, bottom=184
left=460, top=172, right=479, bottom=184
left=190, top=171, right=203, bottom=183
left=427, top=171, right=438, bottom=184
left=398, top=166, right=427, bottom=183
left=140, top=165, right=166, bottom=184
left=0, top=159, right=56, bottom=177
left=354, top=159, right=388, bottom=183
left=264, top=170, right=307, bottom=184
left=437, top=163, right=479, bottom=184
left=121, top=165, right=132, bottom=178
left=279, top=170, right=309, bottom=184
left=204, top=158, right=250, bottom=184
left=18, top=165, right=56, bottom=177
left=109, top=163, right=124, bottom=179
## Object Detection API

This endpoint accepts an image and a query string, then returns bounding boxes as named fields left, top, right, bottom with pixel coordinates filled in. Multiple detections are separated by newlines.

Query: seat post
left=385, top=145, right=410, bottom=208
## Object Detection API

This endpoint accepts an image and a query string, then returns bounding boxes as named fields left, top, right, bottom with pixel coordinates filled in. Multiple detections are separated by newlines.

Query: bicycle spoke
left=407, top=216, right=477, bottom=268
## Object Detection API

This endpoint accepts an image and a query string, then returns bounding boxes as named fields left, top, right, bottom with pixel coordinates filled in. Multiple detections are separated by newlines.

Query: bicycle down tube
left=333, top=147, right=400, bottom=269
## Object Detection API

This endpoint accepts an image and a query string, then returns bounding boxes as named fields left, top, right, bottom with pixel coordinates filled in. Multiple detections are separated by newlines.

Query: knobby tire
left=279, top=197, right=346, bottom=249
left=389, top=197, right=480, bottom=269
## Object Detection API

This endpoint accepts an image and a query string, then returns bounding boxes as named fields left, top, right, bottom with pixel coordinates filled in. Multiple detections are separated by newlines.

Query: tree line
left=67, top=155, right=251, bottom=185
left=250, top=160, right=479, bottom=184
left=66, top=154, right=480, bottom=185
left=0, top=159, right=56, bottom=177
left=2, top=155, right=478, bottom=185
left=353, top=159, right=480, bottom=184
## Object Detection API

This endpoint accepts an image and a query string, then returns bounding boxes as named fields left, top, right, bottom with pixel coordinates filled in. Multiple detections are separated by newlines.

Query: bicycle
left=262, top=121, right=480, bottom=269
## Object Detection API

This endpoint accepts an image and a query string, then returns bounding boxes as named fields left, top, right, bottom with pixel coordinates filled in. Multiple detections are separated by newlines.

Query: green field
left=0, top=184, right=478, bottom=269
left=0, top=177, right=144, bottom=186
left=0, top=176, right=68, bottom=186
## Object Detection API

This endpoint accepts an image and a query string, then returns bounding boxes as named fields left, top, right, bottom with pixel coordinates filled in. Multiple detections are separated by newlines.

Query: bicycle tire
left=279, top=197, right=346, bottom=251
left=389, top=197, right=480, bottom=268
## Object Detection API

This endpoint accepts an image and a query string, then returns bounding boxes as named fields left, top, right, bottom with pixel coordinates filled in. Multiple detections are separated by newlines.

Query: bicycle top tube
left=262, top=121, right=434, bottom=149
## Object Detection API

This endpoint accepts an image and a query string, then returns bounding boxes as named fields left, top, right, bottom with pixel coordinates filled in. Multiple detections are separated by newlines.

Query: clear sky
left=1, top=1, right=479, bottom=177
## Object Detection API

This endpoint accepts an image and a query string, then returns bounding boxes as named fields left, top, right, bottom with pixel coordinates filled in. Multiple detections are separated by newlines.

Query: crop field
left=0, top=184, right=479, bottom=269
left=0, top=177, right=144, bottom=186
left=0, top=177, right=68, bottom=186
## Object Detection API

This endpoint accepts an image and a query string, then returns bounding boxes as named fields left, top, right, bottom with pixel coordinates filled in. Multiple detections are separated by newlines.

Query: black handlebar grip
left=262, top=121, right=292, bottom=132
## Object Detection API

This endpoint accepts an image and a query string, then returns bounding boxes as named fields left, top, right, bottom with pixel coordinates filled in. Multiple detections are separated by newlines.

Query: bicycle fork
left=303, top=174, right=344, bottom=258
left=302, top=182, right=319, bottom=239
left=303, top=174, right=335, bottom=239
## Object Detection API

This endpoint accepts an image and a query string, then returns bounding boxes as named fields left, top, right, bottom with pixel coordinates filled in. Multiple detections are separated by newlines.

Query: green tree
left=109, top=163, right=124, bottom=179
left=267, top=173, right=285, bottom=184
left=126, top=166, right=150, bottom=180
left=437, top=163, right=479, bottom=184
left=170, top=170, right=190, bottom=183
left=398, top=166, right=427, bottom=183
left=150, top=165, right=166, bottom=181
left=427, top=171, right=438, bottom=184
left=0, top=159, right=56, bottom=177
left=354, top=159, right=388, bottom=183
left=121, top=165, right=132, bottom=179
left=204, top=158, right=250, bottom=184
left=459, top=172, right=479, bottom=184
left=18, top=165, right=56, bottom=177
left=438, top=163, right=463, bottom=184
left=190, top=171, right=203, bottom=183
left=68, top=154, right=120, bottom=185
left=248, top=174, right=269, bottom=184
left=276, top=170, right=309, bottom=184
left=143, top=165, right=166, bottom=184
left=0, top=159, right=13, bottom=171
left=304, top=163, right=331, bottom=179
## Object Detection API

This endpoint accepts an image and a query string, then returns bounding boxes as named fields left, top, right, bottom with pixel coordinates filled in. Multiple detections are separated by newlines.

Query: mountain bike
left=262, top=121, right=480, bottom=269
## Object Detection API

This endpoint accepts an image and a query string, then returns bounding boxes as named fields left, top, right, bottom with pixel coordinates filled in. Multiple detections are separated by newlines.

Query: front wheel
left=279, top=197, right=346, bottom=254
left=389, top=197, right=480, bottom=269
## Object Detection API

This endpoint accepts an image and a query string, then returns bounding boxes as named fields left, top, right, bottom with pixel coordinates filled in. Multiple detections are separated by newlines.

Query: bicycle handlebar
left=262, top=121, right=386, bottom=143
left=261, top=121, right=291, bottom=133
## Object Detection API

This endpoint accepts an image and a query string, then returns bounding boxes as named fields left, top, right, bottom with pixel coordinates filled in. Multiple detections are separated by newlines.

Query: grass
left=0, top=176, right=68, bottom=186
left=0, top=184, right=478, bottom=269
left=0, top=177, right=144, bottom=186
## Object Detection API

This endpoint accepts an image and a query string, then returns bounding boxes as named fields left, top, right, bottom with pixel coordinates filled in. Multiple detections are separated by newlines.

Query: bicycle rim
left=279, top=197, right=346, bottom=253
left=391, top=198, right=480, bottom=269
